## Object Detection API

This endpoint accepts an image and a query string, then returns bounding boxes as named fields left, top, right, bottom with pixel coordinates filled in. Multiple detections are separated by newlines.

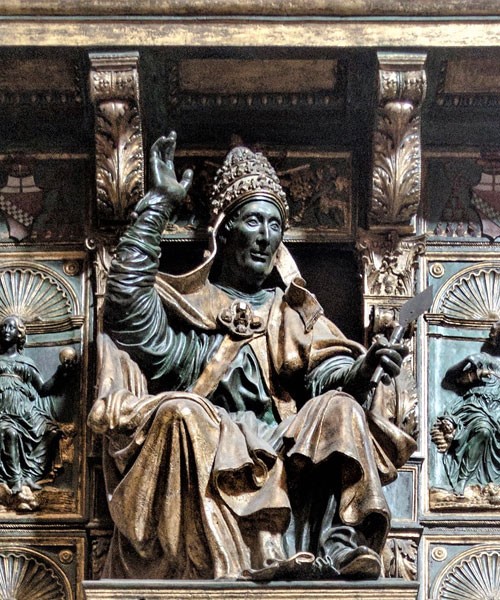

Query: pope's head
left=210, top=146, right=288, bottom=293
left=217, top=197, right=284, bottom=293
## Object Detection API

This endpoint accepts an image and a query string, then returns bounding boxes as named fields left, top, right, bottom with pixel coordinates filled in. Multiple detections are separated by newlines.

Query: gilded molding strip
left=3, top=22, right=500, bottom=48
left=83, top=593, right=418, bottom=600
left=89, top=52, right=144, bottom=225
left=83, top=581, right=419, bottom=600
left=370, top=53, right=427, bottom=229
left=1, top=0, right=500, bottom=16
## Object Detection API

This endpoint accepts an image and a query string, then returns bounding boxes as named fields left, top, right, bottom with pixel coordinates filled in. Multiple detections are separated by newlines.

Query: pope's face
left=221, top=200, right=283, bottom=292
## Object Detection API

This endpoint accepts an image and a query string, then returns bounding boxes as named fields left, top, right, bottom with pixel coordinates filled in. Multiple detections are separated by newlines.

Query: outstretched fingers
left=150, top=136, right=168, bottom=185
left=150, top=135, right=169, bottom=162
left=163, top=131, right=177, bottom=171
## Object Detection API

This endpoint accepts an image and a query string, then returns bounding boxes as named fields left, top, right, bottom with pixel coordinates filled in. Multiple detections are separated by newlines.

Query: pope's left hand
left=360, top=335, right=409, bottom=384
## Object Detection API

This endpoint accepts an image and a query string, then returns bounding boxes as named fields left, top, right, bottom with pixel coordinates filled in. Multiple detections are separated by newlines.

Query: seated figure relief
left=432, top=322, right=500, bottom=500
left=89, top=132, right=416, bottom=580
left=0, top=315, right=77, bottom=511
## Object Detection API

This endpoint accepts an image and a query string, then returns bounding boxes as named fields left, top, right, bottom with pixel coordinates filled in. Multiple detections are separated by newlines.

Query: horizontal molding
left=1, top=20, right=500, bottom=48
left=1, top=1, right=500, bottom=17
left=83, top=580, right=419, bottom=600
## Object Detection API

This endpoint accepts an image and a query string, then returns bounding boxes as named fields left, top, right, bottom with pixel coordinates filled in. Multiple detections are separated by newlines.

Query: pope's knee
left=319, top=390, right=365, bottom=419
left=155, top=396, right=204, bottom=425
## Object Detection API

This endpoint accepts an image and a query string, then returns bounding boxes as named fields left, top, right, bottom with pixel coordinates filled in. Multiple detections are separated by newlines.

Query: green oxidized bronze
left=88, top=132, right=416, bottom=581
left=0, top=315, right=77, bottom=511
left=431, top=322, right=500, bottom=496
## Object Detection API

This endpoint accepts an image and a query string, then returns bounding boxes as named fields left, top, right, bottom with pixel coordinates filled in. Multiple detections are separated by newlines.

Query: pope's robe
left=89, top=194, right=416, bottom=579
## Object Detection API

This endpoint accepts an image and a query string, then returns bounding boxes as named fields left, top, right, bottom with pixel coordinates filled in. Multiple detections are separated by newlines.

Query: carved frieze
left=89, top=52, right=144, bottom=225
left=437, top=56, right=500, bottom=108
left=370, top=53, right=427, bottom=230
left=166, top=148, right=354, bottom=242
left=0, top=57, right=81, bottom=106
left=167, top=59, right=345, bottom=111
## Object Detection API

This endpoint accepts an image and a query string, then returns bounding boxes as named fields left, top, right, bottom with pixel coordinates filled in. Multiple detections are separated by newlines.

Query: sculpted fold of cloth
left=89, top=132, right=416, bottom=580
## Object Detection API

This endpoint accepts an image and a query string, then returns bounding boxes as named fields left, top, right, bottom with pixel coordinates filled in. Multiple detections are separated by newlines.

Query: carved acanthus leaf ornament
left=370, top=53, right=427, bottom=228
left=382, top=537, right=417, bottom=580
left=89, top=53, right=144, bottom=224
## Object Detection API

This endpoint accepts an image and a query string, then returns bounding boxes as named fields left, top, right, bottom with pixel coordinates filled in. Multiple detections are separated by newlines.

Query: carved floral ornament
left=378, top=68, right=427, bottom=106
left=88, top=53, right=140, bottom=103
left=430, top=265, right=500, bottom=326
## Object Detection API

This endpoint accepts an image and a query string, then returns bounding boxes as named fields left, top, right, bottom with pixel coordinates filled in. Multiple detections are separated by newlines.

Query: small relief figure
left=0, top=315, right=77, bottom=511
left=431, top=323, right=500, bottom=500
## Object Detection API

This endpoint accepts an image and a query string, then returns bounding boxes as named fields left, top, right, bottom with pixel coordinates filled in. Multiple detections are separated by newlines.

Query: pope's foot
left=334, top=545, right=382, bottom=579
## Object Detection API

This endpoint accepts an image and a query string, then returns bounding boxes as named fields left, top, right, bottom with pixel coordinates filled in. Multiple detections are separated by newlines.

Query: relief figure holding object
left=0, top=315, right=77, bottom=511
left=431, top=322, right=500, bottom=499
left=89, top=132, right=416, bottom=580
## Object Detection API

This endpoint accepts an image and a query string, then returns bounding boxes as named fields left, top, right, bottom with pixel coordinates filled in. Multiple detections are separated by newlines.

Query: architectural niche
left=0, top=263, right=82, bottom=333
left=429, top=264, right=500, bottom=327
left=0, top=549, right=70, bottom=599
left=432, top=546, right=500, bottom=600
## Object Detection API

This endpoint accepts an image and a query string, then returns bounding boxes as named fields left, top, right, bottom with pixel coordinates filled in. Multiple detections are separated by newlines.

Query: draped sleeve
left=104, top=194, right=221, bottom=392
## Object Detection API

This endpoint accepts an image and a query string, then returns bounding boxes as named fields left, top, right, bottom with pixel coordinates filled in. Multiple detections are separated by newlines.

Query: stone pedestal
left=83, top=579, right=419, bottom=600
